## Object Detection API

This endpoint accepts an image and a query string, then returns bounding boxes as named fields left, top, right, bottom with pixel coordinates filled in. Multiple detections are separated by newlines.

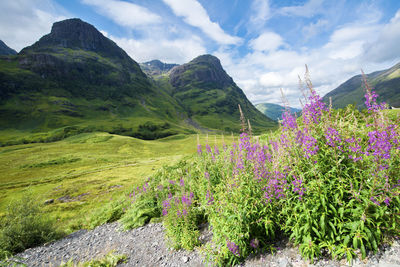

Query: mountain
left=323, top=62, right=400, bottom=109
left=165, top=55, right=276, bottom=133
left=0, top=19, right=276, bottom=145
left=140, top=60, right=178, bottom=76
left=0, top=18, right=190, bottom=144
left=255, top=103, right=301, bottom=121
left=0, top=40, right=17, bottom=55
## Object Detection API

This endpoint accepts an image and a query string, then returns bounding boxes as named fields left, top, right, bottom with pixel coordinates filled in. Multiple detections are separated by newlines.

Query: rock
left=44, top=199, right=54, bottom=204
left=182, top=256, right=189, bottom=263
left=278, top=257, right=292, bottom=267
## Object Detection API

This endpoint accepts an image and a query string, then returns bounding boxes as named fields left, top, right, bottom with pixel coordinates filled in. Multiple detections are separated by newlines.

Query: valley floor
left=0, top=133, right=229, bottom=231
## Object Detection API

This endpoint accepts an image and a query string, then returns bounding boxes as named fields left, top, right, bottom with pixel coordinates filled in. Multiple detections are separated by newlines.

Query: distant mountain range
left=0, top=18, right=275, bottom=145
left=255, top=103, right=301, bottom=121
left=0, top=40, right=17, bottom=55
left=323, top=63, right=400, bottom=109
left=140, top=60, right=178, bottom=76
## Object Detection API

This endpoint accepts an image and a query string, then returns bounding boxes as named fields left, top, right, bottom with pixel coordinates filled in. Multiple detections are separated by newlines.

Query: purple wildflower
left=214, top=145, right=220, bottom=155
left=370, top=196, right=380, bottom=206
left=325, top=127, right=342, bottom=149
left=197, top=144, right=202, bottom=155
left=281, top=110, right=297, bottom=131
left=384, top=197, right=391, bottom=206
left=227, top=241, right=240, bottom=256
left=303, top=134, right=319, bottom=158
left=206, top=144, right=212, bottom=153
left=162, top=199, right=171, bottom=216
left=292, top=177, right=306, bottom=200
left=206, top=190, right=214, bottom=204
left=367, top=129, right=393, bottom=161
left=302, top=90, right=328, bottom=125
left=250, top=238, right=259, bottom=249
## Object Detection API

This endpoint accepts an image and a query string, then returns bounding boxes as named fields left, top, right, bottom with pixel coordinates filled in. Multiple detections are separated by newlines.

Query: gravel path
left=11, top=222, right=400, bottom=267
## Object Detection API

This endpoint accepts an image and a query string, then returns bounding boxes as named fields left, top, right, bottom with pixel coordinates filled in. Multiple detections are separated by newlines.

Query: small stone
left=44, top=199, right=54, bottom=205
left=182, top=256, right=189, bottom=263
left=278, top=258, right=292, bottom=267
left=152, top=242, right=159, bottom=247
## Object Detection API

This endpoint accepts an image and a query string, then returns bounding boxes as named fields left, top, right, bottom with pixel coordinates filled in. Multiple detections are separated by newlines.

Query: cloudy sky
left=1, top=0, right=400, bottom=108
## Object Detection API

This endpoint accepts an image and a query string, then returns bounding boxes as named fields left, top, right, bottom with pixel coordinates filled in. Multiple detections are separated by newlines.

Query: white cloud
left=259, top=72, right=284, bottom=87
left=302, top=19, right=329, bottom=39
left=82, top=0, right=162, bottom=28
left=101, top=32, right=206, bottom=64
left=162, top=0, right=241, bottom=45
left=0, top=0, right=67, bottom=52
left=213, top=16, right=398, bottom=108
left=279, top=0, right=324, bottom=18
left=362, top=10, right=400, bottom=63
left=249, top=31, right=286, bottom=52
left=249, top=0, right=271, bottom=30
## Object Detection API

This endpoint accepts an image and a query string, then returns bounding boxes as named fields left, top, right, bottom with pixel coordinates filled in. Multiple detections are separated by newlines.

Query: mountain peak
left=20, top=18, right=132, bottom=62
left=49, top=18, right=102, bottom=50
left=169, top=54, right=233, bottom=88
left=191, top=54, right=220, bottom=63
left=0, top=40, right=17, bottom=55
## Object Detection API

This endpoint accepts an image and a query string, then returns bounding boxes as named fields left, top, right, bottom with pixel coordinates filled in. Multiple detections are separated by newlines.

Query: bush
left=0, top=193, right=62, bottom=257
left=121, top=73, right=400, bottom=265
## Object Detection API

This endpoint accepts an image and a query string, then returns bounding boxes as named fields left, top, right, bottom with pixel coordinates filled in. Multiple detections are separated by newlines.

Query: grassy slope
left=255, top=103, right=301, bottom=121
left=323, top=63, right=400, bottom=109
left=0, top=132, right=233, bottom=232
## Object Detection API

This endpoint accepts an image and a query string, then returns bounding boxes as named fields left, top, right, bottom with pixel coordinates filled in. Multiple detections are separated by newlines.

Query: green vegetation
left=0, top=133, right=232, bottom=232
left=0, top=193, right=62, bottom=255
left=116, top=79, right=400, bottom=265
left=59, top=251, right=127, bottom=267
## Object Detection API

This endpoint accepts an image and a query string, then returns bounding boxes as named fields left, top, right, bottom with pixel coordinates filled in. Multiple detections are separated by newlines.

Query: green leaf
left=353, top=237, right=358, bottom=249
left=361, top=243, right=366, bottom=259
left=344, top=235, right=350, bottom=246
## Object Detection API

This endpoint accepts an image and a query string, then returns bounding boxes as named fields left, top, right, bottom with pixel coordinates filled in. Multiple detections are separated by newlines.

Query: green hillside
left=163, top=55, right=277, bottom=133
left=323, top=62, right=400, bottom=109
left=255, top=103, right=301, bottom=121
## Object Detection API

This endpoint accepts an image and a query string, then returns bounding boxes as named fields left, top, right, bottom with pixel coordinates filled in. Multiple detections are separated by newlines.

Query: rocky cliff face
left=0, top=40, right=17, bottom=55
left=20, top=18, right=144, bottom=75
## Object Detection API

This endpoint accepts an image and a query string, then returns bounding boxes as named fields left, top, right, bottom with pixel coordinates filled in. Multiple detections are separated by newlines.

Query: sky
left=1, top=0, right=400, bottom=108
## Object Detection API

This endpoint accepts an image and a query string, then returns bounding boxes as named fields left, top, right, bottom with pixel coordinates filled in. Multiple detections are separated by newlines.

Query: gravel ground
left=11, top=222, right=400, bottom=267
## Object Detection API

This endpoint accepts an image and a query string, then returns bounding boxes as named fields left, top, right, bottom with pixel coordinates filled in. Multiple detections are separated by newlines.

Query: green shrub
left=0, top=193, right=62, bottom=258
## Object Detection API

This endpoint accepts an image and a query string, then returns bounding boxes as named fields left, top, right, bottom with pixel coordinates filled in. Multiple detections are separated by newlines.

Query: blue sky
left=1, top=0, right=400, bottom=107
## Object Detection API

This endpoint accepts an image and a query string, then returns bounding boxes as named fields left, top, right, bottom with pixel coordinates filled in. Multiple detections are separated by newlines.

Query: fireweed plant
left=120, top=75, right=400, bottom=265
